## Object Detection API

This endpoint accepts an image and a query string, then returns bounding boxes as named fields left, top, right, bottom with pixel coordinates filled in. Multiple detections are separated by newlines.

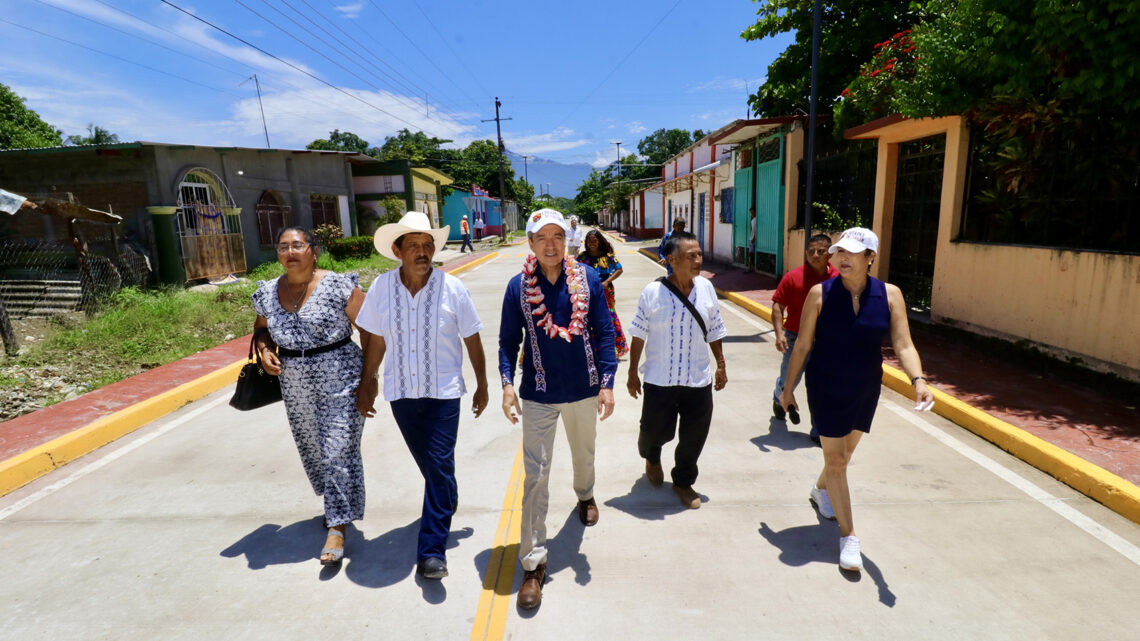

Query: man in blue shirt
left=657, top=216, right=687, bottom=274
left=499, top=208, right=617, bottom=610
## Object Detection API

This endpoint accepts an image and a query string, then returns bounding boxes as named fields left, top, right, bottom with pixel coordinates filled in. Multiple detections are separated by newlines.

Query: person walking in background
left=250, top=227, right=367, bottom=566
left=748, top=207, right=757, bottom=270
left=459, top=215, right=475, bottom=253
left=626, top=231, right=727, bottom=509
left=779, top=227, right=934, bottom=573
left=577, top=230, right=629, bottom=358
left=658, top=217, right=686, bottom=275
left=566, top=216, right=585, bottom=256
left=355, top=212, right=489, bottom=581
left=770, top=233, right=837, bottom=444
left=499, top=208, right=617, bottom=610
left=474, top=215, right=486, bottom=240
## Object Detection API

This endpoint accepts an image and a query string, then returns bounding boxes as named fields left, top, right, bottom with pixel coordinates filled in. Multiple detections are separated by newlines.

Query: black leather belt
left=276, top=336, right=352, bottom=358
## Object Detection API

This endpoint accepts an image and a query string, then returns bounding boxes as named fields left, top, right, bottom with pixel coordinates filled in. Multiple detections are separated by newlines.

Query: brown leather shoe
left=645, top=460, right=664, bottom=487
left=674, top=484, right=701, bottom=509
left=578, top=497, right=599, bottom=526
left=517, top=563, right=546, bottom=610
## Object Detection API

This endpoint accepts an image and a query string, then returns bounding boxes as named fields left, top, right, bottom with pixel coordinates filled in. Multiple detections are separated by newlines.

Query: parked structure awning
left=707, top=116, right=804, bottom=146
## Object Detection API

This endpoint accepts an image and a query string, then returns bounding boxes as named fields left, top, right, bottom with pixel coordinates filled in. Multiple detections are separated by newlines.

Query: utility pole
left=611, top=141, right=623, bottom=178
left=521, top=155, right=530, bottom=184
left=481, top=97, right=512, bottom=204
left=803, top=0, right=823, bottom=258
left=241, top=74, right=271, bottom=148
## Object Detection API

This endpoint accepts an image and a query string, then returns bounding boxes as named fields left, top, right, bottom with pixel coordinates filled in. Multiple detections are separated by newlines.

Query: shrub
left=328, top=235, right=376, bottom=260
left=312, top=223, right=344, bottom=248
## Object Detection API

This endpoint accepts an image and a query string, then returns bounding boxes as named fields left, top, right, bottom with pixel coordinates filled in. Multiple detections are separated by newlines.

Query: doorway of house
left=889, top=134, right=946, bottom=312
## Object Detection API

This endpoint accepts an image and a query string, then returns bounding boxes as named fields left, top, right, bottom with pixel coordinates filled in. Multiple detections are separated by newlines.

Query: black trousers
left=637, top=383, right=713, bottom=487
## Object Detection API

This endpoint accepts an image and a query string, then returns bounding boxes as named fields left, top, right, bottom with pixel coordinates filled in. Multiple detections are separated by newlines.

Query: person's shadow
left=604, top=476, right=700, bottom=520
left=221, top=517, right=474, bottom=602
left=471, top=508, right=593, bottom=617
left=751, top=417, right=818, bottom=452
left=757, top=518, right=896, bottom=607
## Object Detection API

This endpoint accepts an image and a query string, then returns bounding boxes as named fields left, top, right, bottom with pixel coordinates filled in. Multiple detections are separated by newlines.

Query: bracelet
left=911, top=375, right=926, bottom=384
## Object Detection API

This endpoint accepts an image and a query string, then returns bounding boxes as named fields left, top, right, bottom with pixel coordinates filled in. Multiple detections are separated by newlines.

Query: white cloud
left=503, top=127, right=591, bottom=156
left=589, top=150, right=617, bottom=169
left=334, top=2, right=366, bottom=19
left=689, top=76, right=766, bottom=93
left=628, top=121, right=647, bottom=134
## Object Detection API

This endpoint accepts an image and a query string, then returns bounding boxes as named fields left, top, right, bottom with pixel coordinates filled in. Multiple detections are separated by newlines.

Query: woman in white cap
left=778, top=227, right=933, bottom=573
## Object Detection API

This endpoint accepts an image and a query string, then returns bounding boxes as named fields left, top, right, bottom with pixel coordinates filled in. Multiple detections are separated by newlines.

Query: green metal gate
left=734, top=132, right=785, bottom=274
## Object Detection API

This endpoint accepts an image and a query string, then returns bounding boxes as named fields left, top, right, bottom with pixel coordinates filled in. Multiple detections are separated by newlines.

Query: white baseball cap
left=525, top=208, right=570, bottom=235
left=829, top=227, right=879, bottom=254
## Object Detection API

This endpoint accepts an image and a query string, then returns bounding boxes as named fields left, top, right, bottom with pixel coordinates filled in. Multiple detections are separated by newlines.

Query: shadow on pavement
left=220, top=516, right=329, bottom=570
left=757, top=520, right=896, bottom=607
left=604, top=477, right=690, bottom=520
left=546, top=508, right=591, bottom=586
left=751, top=417, right=818, bottom=453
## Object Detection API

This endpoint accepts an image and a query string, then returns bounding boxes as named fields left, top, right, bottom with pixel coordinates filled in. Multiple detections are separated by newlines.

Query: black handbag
left=229, top=334, right=282, bottom=411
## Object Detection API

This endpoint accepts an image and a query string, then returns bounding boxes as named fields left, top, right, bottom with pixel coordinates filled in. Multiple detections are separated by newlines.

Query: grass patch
left=6, top=252, right=399, bottom=411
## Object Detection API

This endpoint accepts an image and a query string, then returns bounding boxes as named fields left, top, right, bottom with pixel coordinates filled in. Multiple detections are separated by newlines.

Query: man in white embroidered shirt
left=356, top=211, right=489, bottom=581
left=627, top=231, right=728, bottom=509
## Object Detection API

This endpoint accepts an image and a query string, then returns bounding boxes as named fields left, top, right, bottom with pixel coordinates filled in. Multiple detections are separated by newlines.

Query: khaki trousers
left=518, top=396, right=597, bottom=571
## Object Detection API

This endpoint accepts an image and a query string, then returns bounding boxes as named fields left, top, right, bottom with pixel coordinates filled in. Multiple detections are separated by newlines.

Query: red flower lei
left=522, top=254, right=589, bottom=342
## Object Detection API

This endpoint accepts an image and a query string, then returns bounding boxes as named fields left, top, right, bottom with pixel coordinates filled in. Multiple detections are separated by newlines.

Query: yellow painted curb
left=718, top=286, right=1140, bottom=526
left=0, top=255, right=501, bottom=498
left=449, top=251, right=499, bottom=275
left=880, top=365, right=1140, bottom=525
left=599, top=228, right=625, bottom=244
left=0, top=358, right=246, bottom=497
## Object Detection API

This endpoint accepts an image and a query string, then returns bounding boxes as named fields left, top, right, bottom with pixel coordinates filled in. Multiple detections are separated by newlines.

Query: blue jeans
left=773, top=330, right=817, bottom=438
left=460, top=234, right=475, bottom=253
left=390, top=397, right=461, bottom=561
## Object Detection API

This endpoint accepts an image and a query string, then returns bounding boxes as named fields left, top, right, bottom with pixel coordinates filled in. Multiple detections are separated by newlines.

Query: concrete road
left=2, top=241, right=1140, bottom=640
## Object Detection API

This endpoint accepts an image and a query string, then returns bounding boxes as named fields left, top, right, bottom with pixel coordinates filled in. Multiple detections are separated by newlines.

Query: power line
left=288, top=0, right=429, bottom=99
left=254, top=0, right=428, bottom=117
left=0, top=17, right=239, bottom=97
left=365, top=0, right=483, bottom=112
left=79, top=0, right=443, bottom=139
left=551, top=0, right=684, bottom=129
left=160, top=0, right=443, bottom=136
left=408, top=0, right=482, bottom=99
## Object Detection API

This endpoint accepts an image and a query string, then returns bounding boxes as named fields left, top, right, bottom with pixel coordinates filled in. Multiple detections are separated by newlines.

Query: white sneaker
left=810, top=486, right=836, bottom=520
left=839, top=535, right=863, bottom=572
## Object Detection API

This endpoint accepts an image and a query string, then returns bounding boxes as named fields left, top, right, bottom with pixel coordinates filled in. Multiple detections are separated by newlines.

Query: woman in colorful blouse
left=577, top=230, right=629, bottom=358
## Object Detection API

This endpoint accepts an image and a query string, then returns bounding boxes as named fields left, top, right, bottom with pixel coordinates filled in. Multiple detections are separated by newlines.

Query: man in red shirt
left=771, top=233, right=836, bottom=443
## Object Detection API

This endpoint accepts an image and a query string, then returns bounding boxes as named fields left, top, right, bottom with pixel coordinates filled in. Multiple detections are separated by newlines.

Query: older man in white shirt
left=626, top=230, right=728, bottom=509
left=356, top=212, right=489, bottom=581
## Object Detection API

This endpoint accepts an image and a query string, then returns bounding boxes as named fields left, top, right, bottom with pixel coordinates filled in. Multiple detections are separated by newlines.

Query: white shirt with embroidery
left=628, top=276, right=727, bottom=388
left=356, top=269, right=483, bottom=401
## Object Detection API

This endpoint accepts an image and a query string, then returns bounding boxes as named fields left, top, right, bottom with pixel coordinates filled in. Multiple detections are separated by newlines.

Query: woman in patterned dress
left=577, top=230, right=629, bottom=358
left=251, top=227, right=367, bottom=565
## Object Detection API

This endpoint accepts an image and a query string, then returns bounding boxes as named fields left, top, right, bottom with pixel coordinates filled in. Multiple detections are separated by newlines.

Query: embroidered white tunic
left=628, top=276, right=727, bottom=388
left=356, top=269, right=483, bottom=401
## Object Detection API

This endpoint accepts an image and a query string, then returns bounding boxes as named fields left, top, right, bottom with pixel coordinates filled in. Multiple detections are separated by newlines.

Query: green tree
left=447, top=139, right=518, bottom=200
left=306, top=129, right=380, bottom=157
left=378, top=128, right=456, bottom=167
left=0, top=83, right=62, bottom=149
left=740, top=0, right=923, bottom=122
left=65, top=124, right=120, bottom=146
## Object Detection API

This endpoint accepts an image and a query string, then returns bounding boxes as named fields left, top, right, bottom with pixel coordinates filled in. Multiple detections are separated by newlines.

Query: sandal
left=320, top=528, right=345, bottom=566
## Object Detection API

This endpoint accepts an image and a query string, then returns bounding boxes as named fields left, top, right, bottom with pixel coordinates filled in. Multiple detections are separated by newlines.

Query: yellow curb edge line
left=0, top=255, right=500, bottom=499
left=709, top=277, right=1140, bottom=527
left=0, top=358, right=246, bottom=497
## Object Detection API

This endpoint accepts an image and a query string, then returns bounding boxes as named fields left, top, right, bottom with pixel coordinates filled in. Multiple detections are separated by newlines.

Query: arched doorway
left=174, top=167, right=247, bottom=281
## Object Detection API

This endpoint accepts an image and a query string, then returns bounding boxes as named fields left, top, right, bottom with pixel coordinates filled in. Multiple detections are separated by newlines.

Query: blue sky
left=2, top=1, right=791, bottom=176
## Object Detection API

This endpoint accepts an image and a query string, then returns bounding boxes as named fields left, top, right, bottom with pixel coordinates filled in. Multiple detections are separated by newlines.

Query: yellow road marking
left=470, top=444, right=524, bottom=641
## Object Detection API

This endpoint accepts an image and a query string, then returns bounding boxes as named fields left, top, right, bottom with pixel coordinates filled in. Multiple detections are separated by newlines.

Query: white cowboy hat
left=373, top=211, right=450, bottom=261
